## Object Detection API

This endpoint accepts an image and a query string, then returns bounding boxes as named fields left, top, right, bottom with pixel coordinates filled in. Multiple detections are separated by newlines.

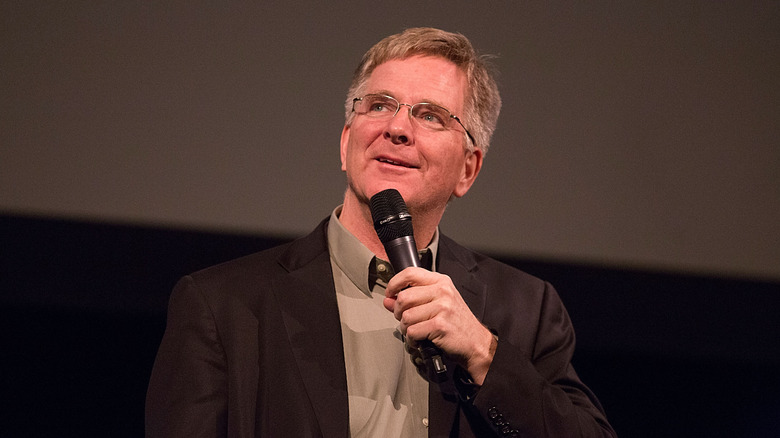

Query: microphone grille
left=369, top=189, right=414, bottom=243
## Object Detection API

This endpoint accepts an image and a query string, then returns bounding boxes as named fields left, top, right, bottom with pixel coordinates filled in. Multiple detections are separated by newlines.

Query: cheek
left=343, top=131, right=372, bottom=171
left=351, top=119, right=383, bottom=141
left=349, top=127, right=386, bottom=161
left=438, top=153, right=467, bottom=178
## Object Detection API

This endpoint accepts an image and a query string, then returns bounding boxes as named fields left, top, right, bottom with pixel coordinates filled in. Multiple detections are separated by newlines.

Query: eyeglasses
left=352, top=94, right=476, bottom=148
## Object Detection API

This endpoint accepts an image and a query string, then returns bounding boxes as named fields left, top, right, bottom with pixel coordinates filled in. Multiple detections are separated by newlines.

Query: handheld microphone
left=369, top=188, right=448, bottom=382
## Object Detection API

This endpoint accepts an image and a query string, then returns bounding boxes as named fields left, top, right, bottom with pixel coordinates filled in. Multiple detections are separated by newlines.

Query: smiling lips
left=377, top=157, right=418, bottom=169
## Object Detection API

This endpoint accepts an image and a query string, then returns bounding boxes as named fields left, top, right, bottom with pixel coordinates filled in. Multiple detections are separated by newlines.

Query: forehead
left=365, top=55, right=467, bottom=111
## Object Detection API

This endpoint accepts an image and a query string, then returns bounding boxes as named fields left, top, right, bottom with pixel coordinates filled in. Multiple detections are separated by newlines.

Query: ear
left=453, top=148, right=483, bottom=198
left=339, top=125, right=350, bottom=171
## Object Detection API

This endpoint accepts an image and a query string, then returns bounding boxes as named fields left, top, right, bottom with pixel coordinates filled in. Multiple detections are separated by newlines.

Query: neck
left=339, top=189, right=442, bottom=259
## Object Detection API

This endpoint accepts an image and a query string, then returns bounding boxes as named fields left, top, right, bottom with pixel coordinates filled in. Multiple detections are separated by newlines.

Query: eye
left=366, top=96, right=397, bottom=113
left=414, top=104, right=449, bottom=128
left=422, top=112, right=445, bottom=124
left=369, top=102, right=387, bottom=112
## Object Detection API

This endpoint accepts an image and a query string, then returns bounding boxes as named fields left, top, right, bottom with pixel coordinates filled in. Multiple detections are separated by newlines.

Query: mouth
left=377, top=157, right=418, bottom=169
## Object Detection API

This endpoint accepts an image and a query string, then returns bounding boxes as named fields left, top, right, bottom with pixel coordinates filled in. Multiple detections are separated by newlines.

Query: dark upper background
left=2, top=1, right=778, bottom=281
left=1, top=2, right=779, bottom=437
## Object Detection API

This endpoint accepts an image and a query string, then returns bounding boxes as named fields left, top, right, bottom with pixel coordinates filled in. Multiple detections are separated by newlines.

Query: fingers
left=403, top=335, right=429, bottom=379
left=384, top=268, right=436, bottom=321
left=382, top=296, right=395, bottom=312
left=384, top=269, right=459, bottom=343
left=393, top=285, right=436, bottom=322
left=384, top=267, right=430, bottom=298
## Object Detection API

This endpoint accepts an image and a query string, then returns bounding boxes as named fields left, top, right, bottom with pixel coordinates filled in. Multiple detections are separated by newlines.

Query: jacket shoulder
left=438, top=233, right=547, bottom=289
left=182, top=218, right=330, bottom=292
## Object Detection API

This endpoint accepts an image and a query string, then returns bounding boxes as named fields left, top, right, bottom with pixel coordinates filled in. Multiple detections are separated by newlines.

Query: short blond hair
left=344, top=27, right=501, bottom=155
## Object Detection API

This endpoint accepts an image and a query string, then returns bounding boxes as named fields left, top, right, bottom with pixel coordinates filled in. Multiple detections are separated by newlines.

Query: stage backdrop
left=2, top=1, right=778, bottom=281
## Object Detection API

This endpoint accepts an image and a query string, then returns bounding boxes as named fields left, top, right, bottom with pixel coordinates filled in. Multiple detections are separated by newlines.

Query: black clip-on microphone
left=370, top=188, right=448, bottom=383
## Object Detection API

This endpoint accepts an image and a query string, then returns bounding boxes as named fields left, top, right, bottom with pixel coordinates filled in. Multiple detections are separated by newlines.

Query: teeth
left=380, top=158, right=402, bottom=166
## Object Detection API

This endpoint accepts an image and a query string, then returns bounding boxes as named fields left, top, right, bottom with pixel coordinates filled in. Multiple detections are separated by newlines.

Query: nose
left=383, top=103, right=414, bottom=145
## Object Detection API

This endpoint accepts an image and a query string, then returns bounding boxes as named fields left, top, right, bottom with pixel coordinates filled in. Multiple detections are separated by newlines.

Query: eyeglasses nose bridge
left=392, top=102, right=415, bottom=119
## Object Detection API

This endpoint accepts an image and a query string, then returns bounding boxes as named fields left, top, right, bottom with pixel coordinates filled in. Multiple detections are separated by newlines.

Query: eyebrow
left=368, top=90, right=452, bottom=111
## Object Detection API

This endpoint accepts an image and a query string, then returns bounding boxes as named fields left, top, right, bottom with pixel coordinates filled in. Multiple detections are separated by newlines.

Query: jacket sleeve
left=465, top=281, right=616, bottom=437
left=145, top=276, right=229, bottom=438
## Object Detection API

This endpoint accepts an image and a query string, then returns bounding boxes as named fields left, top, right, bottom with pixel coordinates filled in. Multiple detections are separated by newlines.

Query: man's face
left=340, top=55, right=482, bottom=214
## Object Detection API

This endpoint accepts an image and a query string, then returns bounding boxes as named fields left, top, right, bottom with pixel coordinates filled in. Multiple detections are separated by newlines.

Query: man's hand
left=384, top=267, right=496, bottom=385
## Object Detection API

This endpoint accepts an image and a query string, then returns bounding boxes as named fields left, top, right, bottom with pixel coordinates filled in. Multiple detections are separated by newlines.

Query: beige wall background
left=2, top=1, right=778, bottom=281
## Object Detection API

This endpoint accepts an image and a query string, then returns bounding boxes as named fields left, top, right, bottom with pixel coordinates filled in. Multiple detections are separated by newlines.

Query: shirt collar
left=327, top=205, right=439, bottom=294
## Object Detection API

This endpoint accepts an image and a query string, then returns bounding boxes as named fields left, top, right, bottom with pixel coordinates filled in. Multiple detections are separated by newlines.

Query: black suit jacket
left=146, top=218, right=615, bottom=437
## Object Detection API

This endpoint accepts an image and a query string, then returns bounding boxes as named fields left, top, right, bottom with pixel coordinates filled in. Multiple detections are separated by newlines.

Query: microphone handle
left=385, top=237, right=448, bottom=383
left=384, top=235, right=421, bottom=269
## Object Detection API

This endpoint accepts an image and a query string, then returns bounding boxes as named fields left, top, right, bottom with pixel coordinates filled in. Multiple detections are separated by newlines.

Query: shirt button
left=422, top=418, right=429, bottom=427
left=378, top=263, right=387, bottom=272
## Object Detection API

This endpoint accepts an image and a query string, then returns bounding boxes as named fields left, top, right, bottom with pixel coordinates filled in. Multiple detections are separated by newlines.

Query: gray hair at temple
left=344, top=27, right=502, bottom=155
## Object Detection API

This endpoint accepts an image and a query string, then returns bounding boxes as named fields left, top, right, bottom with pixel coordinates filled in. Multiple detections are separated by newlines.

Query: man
left=146, top=28, right=616, bottom=437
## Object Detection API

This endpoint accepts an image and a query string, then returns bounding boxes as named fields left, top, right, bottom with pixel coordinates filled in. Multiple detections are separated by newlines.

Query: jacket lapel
left=271, top=219, right=349, bottom=438
left=438, top=235, right=488, bottom=326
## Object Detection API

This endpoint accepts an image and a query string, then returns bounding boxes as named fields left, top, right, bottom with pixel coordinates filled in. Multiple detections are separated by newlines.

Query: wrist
left=467, top=327, right=498, bottom=385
